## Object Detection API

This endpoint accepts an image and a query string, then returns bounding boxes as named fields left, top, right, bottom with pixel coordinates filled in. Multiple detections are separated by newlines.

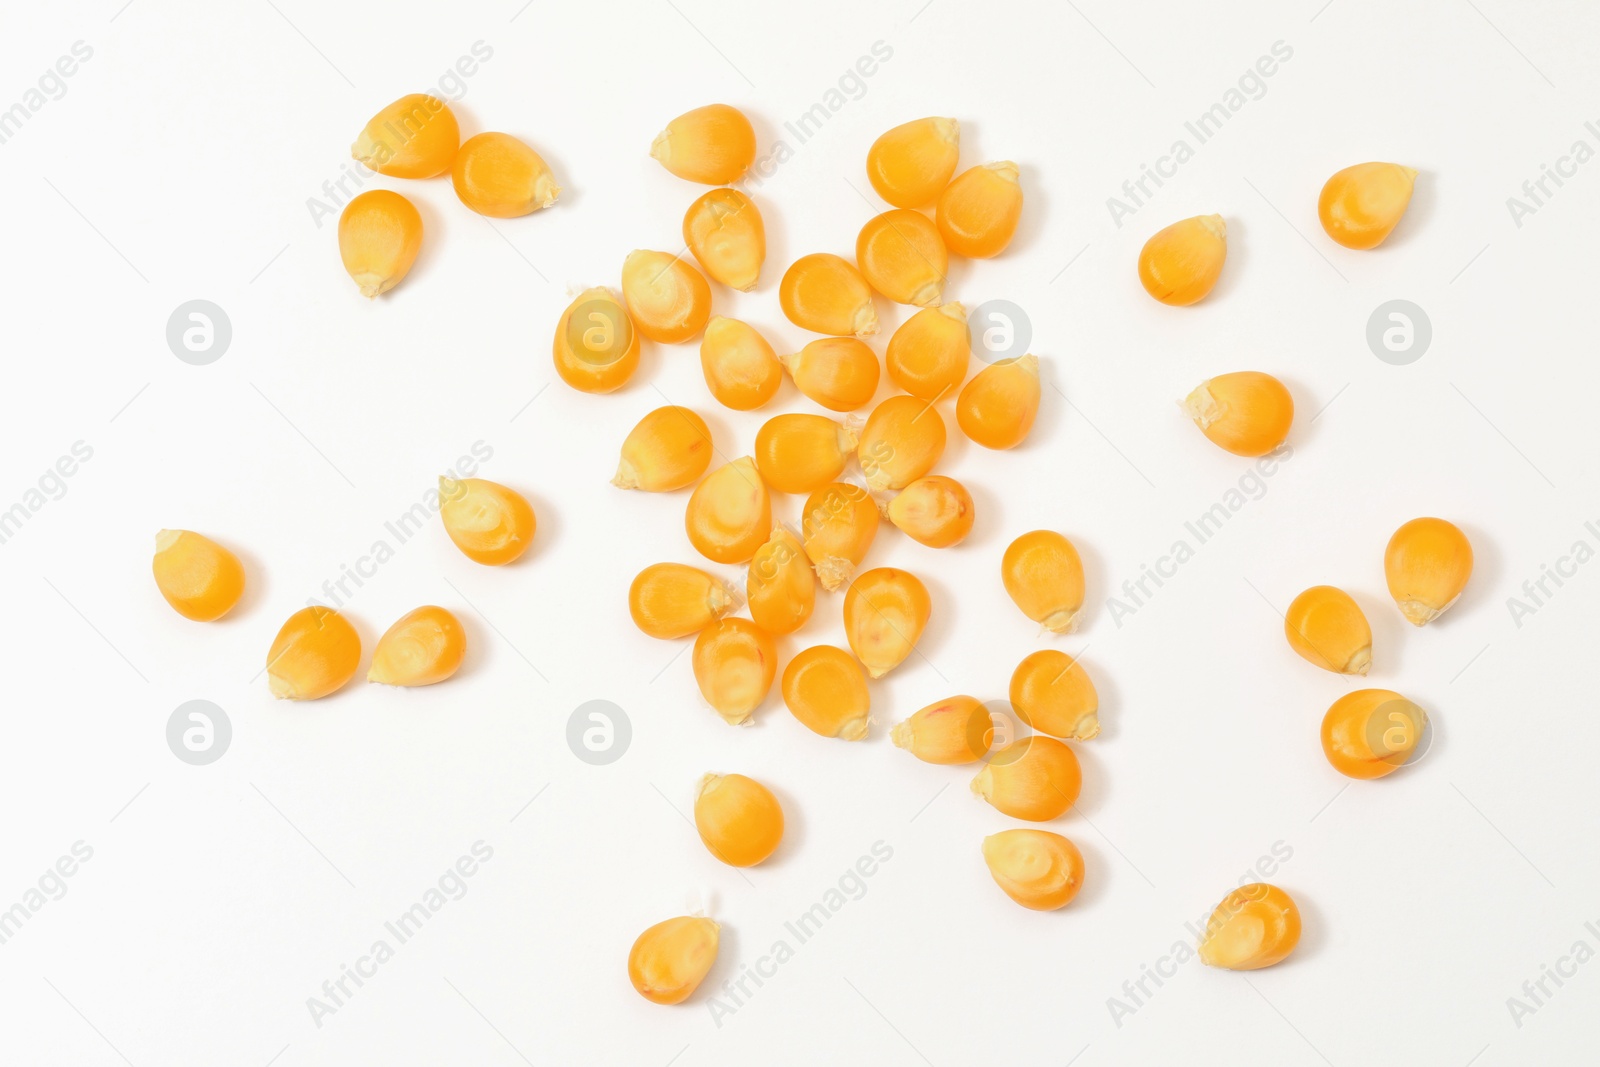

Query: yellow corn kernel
left=621, top=250, right=712, bottom=345
left=692, top=618, right=778, bottom=725
left=1001, top=530, right=1084, bottom=634
left=152, top=529, right=245, bottom=621
left=694, top=772, right=784, bottom=866
left=613, top=406, right=713, bottom=492
left=553, top=287, right=640, bottom=394
left=754, top=413, right=858, bottom=494
left=957, top=354, right=1040, bottom=450
left=886, top=302, right=970, bottom=401
left=747, top=528, right=815, bottom=635
left=684, top=189, right=765, bottom=291
left=1010, top=649, right=1099, bottom=741
left=1139, top=214, right=1226, bottom=306
left=1385, top=517, right=1473, bottom=626
left=368, top=606, right=465, bottom=686
left=650, top=104, right=756, bottom=185
left=700, top=317, right=782, bottom=411
left=866, top=117, right=959, bottom=208
left=351, top=94, right=459, bottom=179
left=971, top=736, right=1082, bottom=821
left=779, top=337, right=881, bottom=413
left=1319, top=162, right=1417, bottom=250
left=781, top=644, right=870, bottom=740
left=891, top=695, right=991, bottom=764
left=886, top=475, right=973, bottom=548
left=982, top=830, right=1085, bottom=911
left=855, top=209, right=948, bottom=306
left=629, top=562, right=736, bottom=640
left=1322, top=689, right=1427, bottom=780
left=800, top=482, right=880, bottom=591
left=439, top=476, right=536, bottom=566
left=1285, top=585, right=1372, bottom=675
left=1198, top=884, right=1301, bottom=971
left=451, top=132, right=559, bottom=218
left=1183, top=371, right=1293, bottom=457
left=338, top=189, right=421, bottom=298
left=779, top=253, right=878, bottom=337
left=844, top=567, right=930, bottom=678
left=266, top=606, right=360, bottom=701
left=937, top=161, right=1023, bottom=259
left=629, top=915, right=720, bottom=1005
left=859, top=395, right=945, bottom=492
left=685, top=457, right=771, bottom=564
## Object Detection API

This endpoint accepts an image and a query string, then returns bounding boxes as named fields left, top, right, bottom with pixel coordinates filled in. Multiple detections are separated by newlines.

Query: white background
left=1, top=0, right=1597, bottom=1063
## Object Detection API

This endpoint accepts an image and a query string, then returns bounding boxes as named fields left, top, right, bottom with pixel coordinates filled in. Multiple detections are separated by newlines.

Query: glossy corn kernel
left=1322, top=689, right=1427, bottom=780
left=152, top=529, right=245, bottom=621
left=651, top=104, right=756, bottom=185
left=451, top=132, right=559, bottom=218
left=338, top=190, right=422, bottom=298
left=613, top=406, right=713, bottom=492
left=801, top=482, right=880, bottom=591
left=886, top=303, right=969, bottom=401
left=747, top=528, right=815, bottom=635
left=700, top=317, right=782, bottom=411
left=368, top=606, right=465, bottom=686
left=971, top=736, right=1082, bottom=821
left=621, top=250, right=712, bottom=344
left=1002, top=530, right=1085, bottom=634
left=754, top=414, right=858, bottom=494
left=553, top=287, right=640, bottom=394
left=1385, top=517, right=1473, bottom=626
left=1198, top=884, right=1301, bottom=971
left=937, top=162, right=1023, bottom=259
left=629, top=916, right=720, bottom=1005
left=685, top=457, right=771, bottom=564
left=982, top=830, right=1084, bottom=911
left=886, top=475, right=973, bottom=548
left=684, top=189, right=765, bottom=291
left=1319, top=162, right=1417, bottom=250
left=629, top=563, right=736, bottom=639
left=694, top=773, right=784, bottom=866
left=1285, top=585, right=1372, bottom=675
left=1011, top=649, right=1099, bottom=741
left=957, top=354, right=1040, bottom=450
left=859, top=395, right=946, bottom=493
left=779, top=337, right=881, bottom=412
left=266, top=606, right=360, bottom=701
left=1183, top=372, right=1293, bottom=457
left=693, top=617, right=778, bottom=725
left=891, top=695, right=991, bottom=764
left=844, top=567, right=930, bottom=678
left=866, top=117, right=959, bottom=208
left=779, top=254, right=878, bottom=337
left=856, top=209, right=948, bottom=306
left=781, top=644, right=870, bottom=740
left=351, top=94, right=459, bottom=178
left=439, top=476, right=536, bottom=565
left=1139, top=214, right=1226, bottom=306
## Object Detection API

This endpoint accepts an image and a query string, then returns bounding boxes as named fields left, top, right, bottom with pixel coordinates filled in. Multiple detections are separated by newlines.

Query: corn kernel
left=859, top=395, right=945, bottom=492
left=982, top=829, right=1084, bottom=911
left=152, top=529, right=245, bottom=621
left=694, top=772, right=784, bottom=866
left=747, top=528, right=815, bottom=635
left=1001, top=530, right=1084, bottom=634
left=957, top=354, right=1040, bottom=450
left=1183, top=371, right=1293, bottom=457
left=629, top=562, right=736, bottom=639
left=1322, top=689, right=1427, bottom=779
left=1319, top=162, right=1417, bottom=250
left=439, top=476, right=536, bottom=566
left=629, top=915, right=720, bottom=1005
left=684, top=189, right=765, bottom=291
left=801, top=482, right=880, bottom=591
left=937, top=161, right=1023, bottom=259
left=891, top=695, right=991, bottom=764
left=266, top=606, right=360, bottom=701
left=368, top=605, right=465, bottom=686
left=1010, top=649, right=1099, bottom=741
left=1198, top=884, right=1301, bottom=970
left=692, top=618, right=777, bottom=725
left=338, top=190, right=422, bottom=298
left=779, top=253, right=878, bottom=337
left=553, top=287, right=640, bottom=394
left=886, top=475, right=974, bottom=548
left=971, top=736, right=1081, bottom=821
left=856, top=209, right=948, bottom=306
left=1138, top=214, right=1226, bottom=306
left=844, top=567, right=930, bottom=678
left=650, top=104, right=756, bottom=185
left=613, top=406, right=713, bottom=492
left=754, top=413, right=858, bottom=494
left=701, top=317, right=783, bottom=411
left=352, top=94, right=459, bottom=178
left=781, top=644, right=870, bottom=740
left=1285, top=585, right=1372, bottom=675
left=1385, top=517, right=1473, bottom=626
left=866, top=117, right=959, bottom=208
left=621, top=250, right=712, bottom=344
left=886, top=302, right=970, bottom=401
left=451, top=132, right=559, bottom=218
left=779, top=337, right=881, bottom=412
left=685, top=457, right=771, bottom=564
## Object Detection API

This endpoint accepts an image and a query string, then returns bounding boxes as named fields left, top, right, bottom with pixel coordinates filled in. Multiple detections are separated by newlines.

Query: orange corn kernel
left=781, top=644, right=870, bottom=740
left=553, top=287, right=640, bottom=394
left=971, top=736, right=1082, bottom=821
left=685, top=457, right=771, bottom=564
left=957, top=354, right=1040, bottom=450
left=886, top=475, right=974, bottom=548
left=1010, top=649, right=1099, bottom=741
left=439, top=476, right=536, bottom=565
left=982, top=829, right=1085, bottom=911
left=779, top=337, right=881, bottom=412
left=693, top=618, right=778, bottom=725
left=613, top=406, right=713, bottom=492
left=1198, top=884, right=1301, bottom=970
left=629, top=562, right=736, bottom=640
left=1184, top=371, right=1293, bottom=457
left=800, top=482, right=880, bottom=591
left=695, top=773, right=784, bottom=867
left=621, top=250, right=712, bottom=344
left=747, top=528, right=815, bottom=635
left=368, top=605, right=465, bottom=687
left=684, top=188, right=765, bottom=291
left=779, top=253, right=878, bottom=337
left=892, top=695, right=991, bottom=764
left=152, top=529, right=245, bottom=621
left=451, top=132, right=559, bottom=218
left=937, top=161, right=1023, bottom=258
left=629, top=915, right=720, bottom=1005
left=1319, top=163, right=1417, bottom=250
left=266, top=606, right=360, bottom=701
left=754, top=413, right=858, bottom=495
left=1385, top=517, right=1473, bottom=626
left=844, top=567, right=931, bottom=678
left=1002, top=530, right=1085, bottom=634
left=856, top=209, right=948, bottom=306
left=1322, top=689, right=1428, bottom=780
left=866, top=117, right=959, bottom=208
left=859, top=395, right=945, bottom=492
left=886, top=302, right=970, bottom=401
left=338, top=189, right=422, bottom=298
left=701, top=317, right=783, bottom=411
left=352, top=94, right=458, bottom=178
left=1139, top=214, right=1226, bottom=306
left=1285, top=585, right=1372, bottom=675
left=651, top=104, right=756, bottom=185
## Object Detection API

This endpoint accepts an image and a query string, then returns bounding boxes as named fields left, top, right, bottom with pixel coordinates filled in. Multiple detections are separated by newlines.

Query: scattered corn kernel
left=886, top=302, right=970, bottom=401
left=1385, top=517, right=1473, bottom=626
left=692, top=618, right=778, bottom=725
left=1001, top=530, right=1085, bottom=634
left=754, top=413, right=858, bottom=494
left=886, top=475, right=973, bottom=548
left=1183, top=371, right=1293, bottom=457
left=1138, top=214, right=1226, bottom=306
left=451, top=132, right=559, bottom=218
left=368, top=605, right=465, bottom=686
left=801, top=482, right=880, bottom=591
left=629, top=562, right=736, bottom=639
left=629, top=915, right=720, bottom=1005
left=1319, top=162, right=1417, bottom=250
left=685, top=457, right=771, bottom=564
left=694, top=773, right=784, bottom=866
left=650, top=104, right=756, bottom=185
left=1322, top=689, right=1428, bottom=779
left=982, top=830, right=1084, bottom=911
left=621, top=250, right=713, bottom=344
left=266, top=606, right=360, bottom=701
left=781, top=644, right=870, bottom=740
left=937, top=161, right=1023, bottom=258
left=891, top=695, right=991, bottom=764
left=553, top=287, right=640, bottom=394
left=683, top=189, right=765, bottom=291
left=779, top=253, right=878, bottom=337
left=352, top=94, right=459, bottom=179
left=747, top=528, right=815, bottom=635
left=856, top=209, right=948, bottom=306
left=701, top=317, right=783, bottom=410
left=338, top=189, right=422, bottom=298
left=971, top=736, right=1082, bottom=822
left=1285, top=585, right=1372, bottom=675
left=844, top=567, right=930, bottom=678
left=1198, top=884, right=1301, bottom=970
left=957, top=354, right=1040, bottom=450
left=152, top=529, right=245, bottom=621
left=866, top=117, right=959, bottom=208
left=613, top=406, right=713, bottom=492
left=1011, top=649, right=1099, bottom=741
left=779, top=337, right=881, bottom=413
left=859, top=395, right=946, bottom=492
left=439, top=476, right=536, bottom=565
